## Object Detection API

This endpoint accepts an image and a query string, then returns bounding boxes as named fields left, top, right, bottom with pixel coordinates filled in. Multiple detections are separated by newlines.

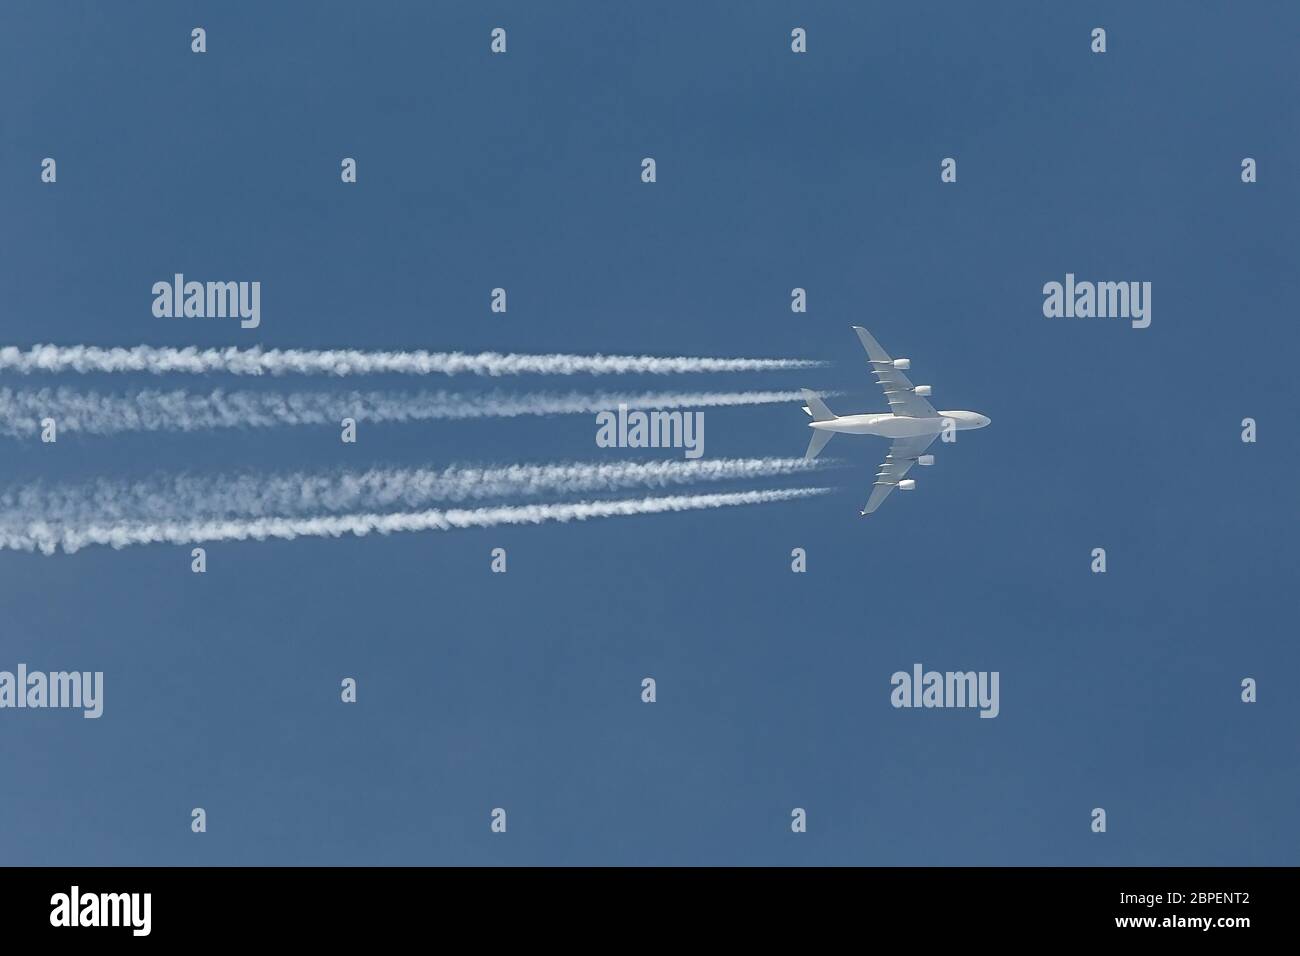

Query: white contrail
left=0, top=487, right=831, bottom=555
left=0, top=458, right=835, bottom=525
left=0, top=344, right=823, bottom=377
left=0, top=387, right=814, bottom=437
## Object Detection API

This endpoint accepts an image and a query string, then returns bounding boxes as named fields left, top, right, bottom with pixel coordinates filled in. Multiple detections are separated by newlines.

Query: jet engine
left=917, top=455, right=935, bottom=466
left=892, top=358, right=911, bottom=370
left=913, top=385, right=932, bottom=396
left=898, top=479, right=917, bottom=490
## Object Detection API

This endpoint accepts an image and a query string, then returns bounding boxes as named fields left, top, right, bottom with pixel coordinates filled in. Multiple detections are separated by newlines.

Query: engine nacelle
left=892, top=358, right=911, bottom=370
left=913, top=385, right=932, bottom=396
left=916, top=455, right=934, bottom=466
left=898, top=479, right=917, bottom=490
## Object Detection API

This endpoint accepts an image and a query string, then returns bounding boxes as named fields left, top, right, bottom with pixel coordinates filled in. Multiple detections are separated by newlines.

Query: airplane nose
left=981, top=415, right=992, bottom=428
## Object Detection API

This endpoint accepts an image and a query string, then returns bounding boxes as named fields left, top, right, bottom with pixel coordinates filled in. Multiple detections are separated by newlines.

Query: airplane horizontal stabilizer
left=805, top=428, right=834, bottom=460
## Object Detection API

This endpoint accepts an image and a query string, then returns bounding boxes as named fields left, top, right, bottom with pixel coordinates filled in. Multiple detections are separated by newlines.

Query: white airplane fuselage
left=810, top=410, right=990, bottom=438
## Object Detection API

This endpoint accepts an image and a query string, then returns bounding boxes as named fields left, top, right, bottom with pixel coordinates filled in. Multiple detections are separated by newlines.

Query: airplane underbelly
left=823, top=416, right=939, bottom=437
left=874, top=417, right=942, bottom=438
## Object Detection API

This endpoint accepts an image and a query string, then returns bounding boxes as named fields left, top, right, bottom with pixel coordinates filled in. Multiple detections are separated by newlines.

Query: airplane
left=801, top=326, right=990, bottom=516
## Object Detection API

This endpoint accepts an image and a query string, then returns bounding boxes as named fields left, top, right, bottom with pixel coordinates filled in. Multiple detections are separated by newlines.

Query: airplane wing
left=861, top=433, right=939, bottom=516
left=852, top=326, right=937, bottom=418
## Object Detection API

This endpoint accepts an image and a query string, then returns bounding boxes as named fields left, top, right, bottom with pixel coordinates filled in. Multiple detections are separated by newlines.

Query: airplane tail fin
left=804, top=429, right=834, bottom=460
left=800, top=389, right=836, bottom=422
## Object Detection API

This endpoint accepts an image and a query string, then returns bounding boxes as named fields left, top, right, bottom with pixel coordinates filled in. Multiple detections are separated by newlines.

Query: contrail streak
left=0, top=487, right=831, bottom=555
left=0, top=344, right=823, bottom=377
left=0, top=458, right=836, bottom=525
left=0, top=387, right=814, bottom=437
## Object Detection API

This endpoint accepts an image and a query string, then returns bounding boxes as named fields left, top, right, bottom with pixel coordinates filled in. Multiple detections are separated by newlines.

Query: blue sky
left=0, top=1, right=1296, bottom=865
